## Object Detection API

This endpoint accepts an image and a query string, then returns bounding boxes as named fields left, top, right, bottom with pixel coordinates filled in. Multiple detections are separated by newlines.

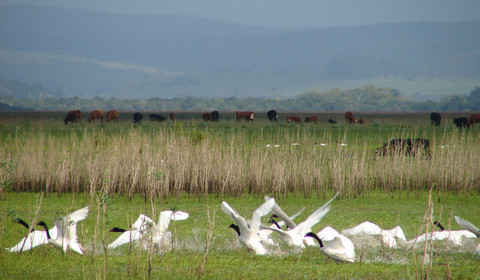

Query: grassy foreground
left=1, top=191, right=479, bottom=279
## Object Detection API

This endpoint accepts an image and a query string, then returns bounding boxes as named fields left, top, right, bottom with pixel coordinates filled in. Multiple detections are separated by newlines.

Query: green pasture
left=1, top=191, right=479, bottom=279
left=0, top=111, right=479, bottom=279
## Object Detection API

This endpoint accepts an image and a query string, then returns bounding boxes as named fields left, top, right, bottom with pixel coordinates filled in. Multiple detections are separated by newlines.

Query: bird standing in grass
left=108, top=211, right=189, bottom=250
left=455, top=216, right=480, bottom=255
left=222, top=198, right=275, bottom=255
left=36, top=206, right=89, bottom=254
left=6, top=218, right=58, bottom=253
left=305, top=232, right=355, bottom=263
left=107, top=214, right=153, bottom=249
left=342, top=221, right=406, bottom=248
left=264, top=193, right=339, bottom=247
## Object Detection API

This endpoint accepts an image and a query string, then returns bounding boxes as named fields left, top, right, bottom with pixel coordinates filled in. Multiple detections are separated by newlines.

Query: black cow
left=453, top=117, right=469, bottom=128
left=149, top=114, right=166, bottom=122
left=133, top=112, right=143, bottom=125
left=430, top=112, right=441, bottom=127
left=211, top=111, right=220, bottom=122
left=267, top=110, right=278, bottom=122
left=376, top=138, right=430, bottom=158
left=327, top=119, right=337, bottom=124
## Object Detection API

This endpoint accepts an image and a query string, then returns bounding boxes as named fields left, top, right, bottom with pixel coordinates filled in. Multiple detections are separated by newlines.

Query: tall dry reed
left=1, top=123, right=479, bottom=198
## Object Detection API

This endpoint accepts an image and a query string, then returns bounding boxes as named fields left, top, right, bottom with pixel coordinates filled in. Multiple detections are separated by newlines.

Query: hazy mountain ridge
left=0, top=5, right=479, bottom=98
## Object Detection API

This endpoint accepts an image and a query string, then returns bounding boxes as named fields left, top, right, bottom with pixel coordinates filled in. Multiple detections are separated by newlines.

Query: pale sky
left=2, top=0, right=480, bottom=28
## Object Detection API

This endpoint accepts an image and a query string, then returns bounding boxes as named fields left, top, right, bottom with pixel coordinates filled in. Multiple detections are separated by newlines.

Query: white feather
left=38, top=206, right=89, bottom=254
left=265, top=193, right=338, bottom=247
left=222, top=198, right=275, bottom=255
left=7, top=225, right=58, bottom=253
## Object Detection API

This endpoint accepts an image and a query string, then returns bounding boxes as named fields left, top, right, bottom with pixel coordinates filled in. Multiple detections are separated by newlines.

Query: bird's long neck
left=434, top=221, right=445, bottom=231
left=16, top=218, right=33, bottom=232
left=305, top=232, right=324, bottom=248
left=38, top=222, right=52, bottom=239
left=268, top=219, right=282, bottom=230
left=229, top=224, right=241, bottom=236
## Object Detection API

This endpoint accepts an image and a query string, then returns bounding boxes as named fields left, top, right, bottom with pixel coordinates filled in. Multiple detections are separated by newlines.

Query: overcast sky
left=2, top=0, right=480, bottom=28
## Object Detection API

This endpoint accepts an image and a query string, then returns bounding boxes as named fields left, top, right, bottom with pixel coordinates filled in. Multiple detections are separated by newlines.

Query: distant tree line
left=0, top=80, right=479, bottom=112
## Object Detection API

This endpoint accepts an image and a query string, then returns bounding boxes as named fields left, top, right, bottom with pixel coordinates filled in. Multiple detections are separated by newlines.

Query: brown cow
left=286, top=116, right=301, bottom=123
left=468, top=113, right=480, bottom=127
left=236, top=111, right=255, bottom=121
left=64, top=110, right=82, bottom=125
left=304, top=116, right=318, bottom=124
left=203, top=112, right=212, bottom=121
left=345, top=111, right=355, bottom=124
left=106, top=110, right=119, bottom=122
left=355, top=118, right=365, bottom=124
left=88, top=110, right=105, bottom=123
left=169, top=113, right=176, bottom=121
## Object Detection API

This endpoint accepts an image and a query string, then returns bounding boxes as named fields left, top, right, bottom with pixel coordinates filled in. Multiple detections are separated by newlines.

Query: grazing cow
left=64, top=110, right=82, bottom=125
left=211, top=111, right=220, bottom=121
left=204, top=111, right=219, bottom=121
left=355, top=118, right=365, bottom=124
left=468, top=113, right=480, bottom=127
left=304, top=116, right=318, bottom=124
left=327, top=119, right=337, bottom=124
left=453, top=117, right=469, bottom=128
left=169, top=113, right=176, bottom=121
left=430, top=112, right=441, bottom=127
left=286, top=116, right=301, bottom=124
left=106, top=110, right=119, bottom=122
left=345, top=111, right=355, bottom=124
left=376, top=138, right=430, bottom=158
left=267, top=110, right=278, bottom=122
left=236, top=111, right=255, bottom=122
left=149, top=114, right=166, bottom=122
left=202, top=112, right=212, bottom=121
left=88, top=110, right=105, bottom=123
left=133, top=112, right=143, bottom=125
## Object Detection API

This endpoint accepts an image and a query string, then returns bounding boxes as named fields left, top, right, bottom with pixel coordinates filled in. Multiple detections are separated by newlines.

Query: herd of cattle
left=62, top=109, right=479, bottom=159
left=64, top=110, right=480, bottom=129
left=430, top=112, right=480, bottom=128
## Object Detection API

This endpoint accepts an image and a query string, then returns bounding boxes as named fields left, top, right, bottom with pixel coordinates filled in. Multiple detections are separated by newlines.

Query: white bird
left=342, top=221, right=406, bottom=248
left=36, top=206, right=89, bottom=254
left=141, top=210, right=189, bottom=249
left=6, top=218, right=58, bottom=253
left=222, top=198, right=275, bottom=255
left=107, top=214, right=153, bottom=249
left=455, top=216, right=480, bottom=255
left=264, top=192, right=339, bottom=247
left=259, top=206, right=305, bottom=246
left=108, top=211, right=189, bottom=250
left=305, top=232, right=355, bottom=263
left=408, top=221, right=476, bottom=247
left=316, top=226, right=341, bottom=242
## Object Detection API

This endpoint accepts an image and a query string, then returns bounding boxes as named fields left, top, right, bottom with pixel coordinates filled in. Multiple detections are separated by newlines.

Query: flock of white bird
left=6, top=196, right=480, bottom=263
left=220, top=193, right=480, bottom=262
left=6, top=207, right=189, bottom=255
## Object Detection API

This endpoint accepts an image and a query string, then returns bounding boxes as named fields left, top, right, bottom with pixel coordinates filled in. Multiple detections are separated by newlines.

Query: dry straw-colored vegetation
left=1, top=113, right=479, bottom=199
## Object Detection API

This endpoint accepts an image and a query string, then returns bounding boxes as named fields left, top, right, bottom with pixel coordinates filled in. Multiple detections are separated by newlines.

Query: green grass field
left=0, top=111, right=479, bottom=279
left=1, top=192, right=479, bottom=279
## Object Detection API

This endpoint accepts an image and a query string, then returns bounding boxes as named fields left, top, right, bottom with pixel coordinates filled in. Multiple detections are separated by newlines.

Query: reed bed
left=1, top=118, right=479, bottom=198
